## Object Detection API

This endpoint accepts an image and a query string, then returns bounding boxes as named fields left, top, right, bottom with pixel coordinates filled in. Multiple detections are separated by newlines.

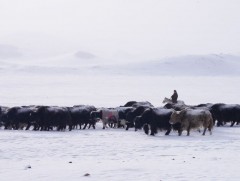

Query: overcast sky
left=0, top=0, right=240, bottom=61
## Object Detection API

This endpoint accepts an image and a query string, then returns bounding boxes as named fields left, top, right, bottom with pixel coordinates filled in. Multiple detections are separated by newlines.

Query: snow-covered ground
left=1, top=0, right=240, bottom=180
left=0, top=123, right=240, bottom=181
left=1, top=74, right=240, bottom=108
left=0, top=52, right=240, bottom=180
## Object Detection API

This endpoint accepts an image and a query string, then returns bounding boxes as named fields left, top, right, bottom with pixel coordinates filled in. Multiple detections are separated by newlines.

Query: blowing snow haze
left=0, top=0, right=240, bottom=75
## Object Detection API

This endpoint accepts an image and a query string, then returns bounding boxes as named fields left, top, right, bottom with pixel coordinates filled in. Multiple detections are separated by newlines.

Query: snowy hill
left=119, top=54, right=240, bottom=76
left=0, top=49, right=239, bottom=76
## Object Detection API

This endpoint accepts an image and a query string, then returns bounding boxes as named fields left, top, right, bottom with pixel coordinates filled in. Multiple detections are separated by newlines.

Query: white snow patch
left=0, top=124, right=240, bottom=181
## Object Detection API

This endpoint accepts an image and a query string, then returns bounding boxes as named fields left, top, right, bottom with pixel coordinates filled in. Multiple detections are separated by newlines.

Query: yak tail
left=143, top=124, right=149, bottom=135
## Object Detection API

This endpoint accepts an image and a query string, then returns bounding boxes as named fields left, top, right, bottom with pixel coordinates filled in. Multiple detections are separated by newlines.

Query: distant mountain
left=0, top=52, right=239, bottom=76
left=111, top=54, right=240, bottom=76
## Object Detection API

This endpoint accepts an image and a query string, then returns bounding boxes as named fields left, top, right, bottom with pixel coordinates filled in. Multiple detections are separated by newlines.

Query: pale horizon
left=1, top=0, right=240, bottom=62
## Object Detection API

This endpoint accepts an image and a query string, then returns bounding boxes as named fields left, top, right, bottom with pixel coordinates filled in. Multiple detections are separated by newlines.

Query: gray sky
left=0, top=0, right=240, bottom=61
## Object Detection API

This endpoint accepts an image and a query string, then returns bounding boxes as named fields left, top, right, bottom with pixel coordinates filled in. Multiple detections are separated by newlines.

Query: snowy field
left=0, top=123, right=240, bottom=181
left=0, top=72, right=240, bottom=181
left=1, top=74, right=240, bottom=108
left=1, top=0, right=240, bottom=179
left=0, top=47, right=240, bottom=181
left=0, top=54, right=240, bottom=181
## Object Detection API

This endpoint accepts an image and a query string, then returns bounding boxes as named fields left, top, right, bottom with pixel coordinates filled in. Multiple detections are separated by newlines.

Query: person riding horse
left=171, top=90, right=178, bottom=103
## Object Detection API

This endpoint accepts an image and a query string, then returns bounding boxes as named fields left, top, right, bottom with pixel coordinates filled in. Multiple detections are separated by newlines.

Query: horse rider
left=171, top=90, right=178, bottom=103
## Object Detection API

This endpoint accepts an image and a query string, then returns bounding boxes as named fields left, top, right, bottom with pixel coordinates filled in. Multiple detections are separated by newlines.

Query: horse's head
left=162, top=97, right=170, bottom=103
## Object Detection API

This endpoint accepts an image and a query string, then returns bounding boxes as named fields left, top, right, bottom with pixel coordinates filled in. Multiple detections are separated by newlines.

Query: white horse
left=162, top=97, right=185, bottom=105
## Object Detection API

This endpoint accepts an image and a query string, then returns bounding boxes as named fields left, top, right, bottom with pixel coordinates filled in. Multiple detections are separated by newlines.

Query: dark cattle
left=122, top=101, right=154, bottom=108
left=116, top=107, right=133, bottom=128
left=134, top=108, right=181, bottom=136
left=69, top=105, right=96, bottom=129
left=125, top=106, right=149, bottom=130
left=132, top=101, right=154, bottom=108
left=192, top=103, right=213, bottom=112
left=4, top=106, right=38, bottom=130
left=117, top=107, right=133, bottom=120
left=4, top=107, right=20, bottom=129
left=195, top=103, right=213, bottom=108
left=123, top=101, right=137, bottom=107
left=170, top=109, right=213, bottom=136
left=36, top=106, right=72, bottom=131
left=210, top=103, right=240, bottom=127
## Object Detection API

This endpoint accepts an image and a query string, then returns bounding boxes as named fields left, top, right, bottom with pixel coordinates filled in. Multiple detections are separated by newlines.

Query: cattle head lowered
left=125, top=106, right=149, bottom=130
left=134, top=108, right=153, bottom=131
left=169, top=110, right=187, bottom=124
left=90, top=110, right=102, bottom=121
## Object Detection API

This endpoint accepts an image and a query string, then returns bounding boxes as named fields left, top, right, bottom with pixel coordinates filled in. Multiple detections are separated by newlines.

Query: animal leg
left=15, top=123, right=19, bottom=130
left=202, top=127, right=207, bottom=135
left=230, top=121, right=235, bottom=127
left=143, top=124, right=149, bottom=135
left=25, top=123, right=31, bottom=130
left=217, top=120, right=223, bottom=127
left=83, top=123, right=87, bottom=129
left=208, top=127, right=212, bottom=135
left=4, top=122, right=10, bottom=130
left=102, top=121, right=106, bottom=129
left=187, top=126, right=191, bottom=136
left=165, top=128, right=171, bottom=135
left=178, top=129, right=182, bottom=136
left=150, top=127, right=156, bottom=136
left=33, top=124, right=37, bottom=130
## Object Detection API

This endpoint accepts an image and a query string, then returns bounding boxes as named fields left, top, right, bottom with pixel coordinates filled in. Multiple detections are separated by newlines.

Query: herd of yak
left=0, top=100, right=239, bottom=136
